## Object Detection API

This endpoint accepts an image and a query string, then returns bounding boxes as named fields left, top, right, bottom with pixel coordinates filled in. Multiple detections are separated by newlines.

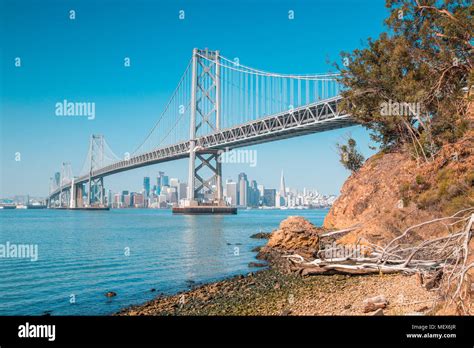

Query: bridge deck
left=49, top=97, right=357, bottom=198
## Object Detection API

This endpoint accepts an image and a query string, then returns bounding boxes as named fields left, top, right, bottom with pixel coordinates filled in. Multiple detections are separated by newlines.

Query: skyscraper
left=279, top=170, right=287, bottom=207
left=238, top=172, right=248, bottom=207
left=280, top=170, right=286, bottom=198
left=248, top=180, right=259, bottom=207
left=162, top=175, right=169, bottom=187
left=178, top=182, right=187, bottom=200
left=263, top=189, right=276, bottom=207
left=156, top=171, right=165, bottom=195
left=143, top=177, right=150, bottom=197
left=226, top=180, right=238, bottom=206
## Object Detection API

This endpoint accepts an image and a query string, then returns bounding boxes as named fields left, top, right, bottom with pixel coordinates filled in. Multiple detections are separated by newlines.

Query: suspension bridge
left=47, top=48, right=358, bottom=212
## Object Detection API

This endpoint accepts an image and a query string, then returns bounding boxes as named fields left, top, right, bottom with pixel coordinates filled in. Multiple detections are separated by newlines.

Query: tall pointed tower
left=279, top=170, right=286, bottom=198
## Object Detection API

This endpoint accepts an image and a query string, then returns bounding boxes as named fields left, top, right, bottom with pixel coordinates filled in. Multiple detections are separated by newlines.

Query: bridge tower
left=86, top=134, right=106, bottom=207
left=59, top=162, right=72, bottom=208
left=187, top=48, right=223, bottom=206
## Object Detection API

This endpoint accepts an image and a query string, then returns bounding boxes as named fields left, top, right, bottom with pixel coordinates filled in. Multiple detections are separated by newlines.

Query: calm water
left=0, top=208, right=328, bottom=315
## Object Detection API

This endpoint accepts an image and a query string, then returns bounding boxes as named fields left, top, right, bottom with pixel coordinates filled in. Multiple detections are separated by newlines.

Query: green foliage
left=399, top=182, right=412, bottom=207
left=337, top=0, right=473, bottom=157
left=415, top=175, right=426, bottom=186
left=336, top=138, right=365, bottom=173
left=415, top=167, right=473, bottom=211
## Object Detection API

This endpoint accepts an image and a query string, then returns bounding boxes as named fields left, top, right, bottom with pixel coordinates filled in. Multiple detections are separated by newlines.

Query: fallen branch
left=284, top=209, right=474, bottom=313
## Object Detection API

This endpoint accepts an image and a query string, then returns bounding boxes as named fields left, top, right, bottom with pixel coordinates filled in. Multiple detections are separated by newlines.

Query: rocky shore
left=117, top=216, right=438, bottom=316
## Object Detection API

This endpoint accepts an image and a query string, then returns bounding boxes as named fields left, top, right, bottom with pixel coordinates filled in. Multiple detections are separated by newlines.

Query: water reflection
left=181, top=215, right=226, bottom=281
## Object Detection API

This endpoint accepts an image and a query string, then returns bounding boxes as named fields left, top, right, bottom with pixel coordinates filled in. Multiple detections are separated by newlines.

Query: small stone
left=105, top=291, right=117, bottom=298
left=250, top=232, right=272, bottom=239
left=274, top=283, right=281, bottom=290
left=363, top=295, right=388, bottom=313
left=150, top=288, right=156, bottom=292
left=280, top=309, right=292, bottom=316
left=248, top=262, right=267, bottom=268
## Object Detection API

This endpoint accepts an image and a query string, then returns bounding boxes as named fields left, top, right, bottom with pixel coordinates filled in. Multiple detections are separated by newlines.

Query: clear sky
left=0, top=0, right=389, bottom=197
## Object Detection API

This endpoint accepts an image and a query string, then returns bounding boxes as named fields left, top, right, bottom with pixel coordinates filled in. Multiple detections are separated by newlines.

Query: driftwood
left=284, top=209, right=474, bottom=313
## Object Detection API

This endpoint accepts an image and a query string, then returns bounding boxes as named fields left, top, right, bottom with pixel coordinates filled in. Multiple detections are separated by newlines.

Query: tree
left=337, top=0, right=472, bottom=161
left=337, top=138, right=365, bottom=173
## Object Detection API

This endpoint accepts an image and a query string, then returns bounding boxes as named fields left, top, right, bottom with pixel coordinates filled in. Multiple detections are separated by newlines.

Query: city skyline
left=101, top=169, right=337, bottom=209
left=0, top=168, right=337, bottom=208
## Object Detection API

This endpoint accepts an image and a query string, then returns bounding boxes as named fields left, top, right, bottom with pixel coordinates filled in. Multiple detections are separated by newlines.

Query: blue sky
left=0, top=0, right=389, bottom=197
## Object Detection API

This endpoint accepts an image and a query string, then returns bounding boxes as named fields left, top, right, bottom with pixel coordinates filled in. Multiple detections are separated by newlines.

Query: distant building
left=238, top=172, right=248, bottom=207
left=162, top=175, right=169, bottom=187
left=156, top=172, right=165, bottom=195
left=133, top=193, right=145, bottom=207
left=226, top=180, right=238, bottom=206
left=169, top=178, right=179, bottom=188
left=279, top=171, right=287, bottom=207
left=248, top=180, right=259, bottom=207
left=263, top=189, right=276, bottom=207
left=113, top=193, right=122, bottom=208
left=143, top=177, right=150, bottom=198
left=178, top=182, right=187, bottom=200
left=123, top=193, right=131, bottom=208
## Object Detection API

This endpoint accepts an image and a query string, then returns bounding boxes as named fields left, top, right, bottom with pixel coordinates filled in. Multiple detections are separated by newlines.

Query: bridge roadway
left=49, top=96, right=357, bottom=198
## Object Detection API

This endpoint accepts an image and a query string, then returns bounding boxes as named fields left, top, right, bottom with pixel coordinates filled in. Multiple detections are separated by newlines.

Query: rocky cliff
left=324, top=131, right=474, bottom=246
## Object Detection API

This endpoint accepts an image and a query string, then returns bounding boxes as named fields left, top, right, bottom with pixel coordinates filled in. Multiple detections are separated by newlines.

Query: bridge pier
left=86, top=177, right=105, bottom=207
left=75, top=183, right=84, bottom=208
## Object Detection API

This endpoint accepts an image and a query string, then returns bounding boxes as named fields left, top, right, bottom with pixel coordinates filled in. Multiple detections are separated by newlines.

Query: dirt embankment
left=324, top=134, right=473, bottom=247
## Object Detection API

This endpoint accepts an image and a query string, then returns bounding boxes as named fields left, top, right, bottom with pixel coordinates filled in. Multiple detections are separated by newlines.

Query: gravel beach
left=117, top=268, right=438, bottom=316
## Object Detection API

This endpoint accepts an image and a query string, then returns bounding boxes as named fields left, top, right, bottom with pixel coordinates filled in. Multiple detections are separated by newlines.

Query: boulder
left=266, top=216, right=321, bottom=253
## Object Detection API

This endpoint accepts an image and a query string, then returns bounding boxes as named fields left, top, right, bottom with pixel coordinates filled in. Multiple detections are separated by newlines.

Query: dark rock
left=105, top=291, right=117, bottom=298
left=424, top=270, right=443, bottom=290
left=250, top=232, right=272, bottom=239
left=248, top=262, right=267, bottom=268
left=185, top=280, right=196, bottom=286
left=150, top=288, right=156, bottom=292
left=251, top=246, right=262, bottom=252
